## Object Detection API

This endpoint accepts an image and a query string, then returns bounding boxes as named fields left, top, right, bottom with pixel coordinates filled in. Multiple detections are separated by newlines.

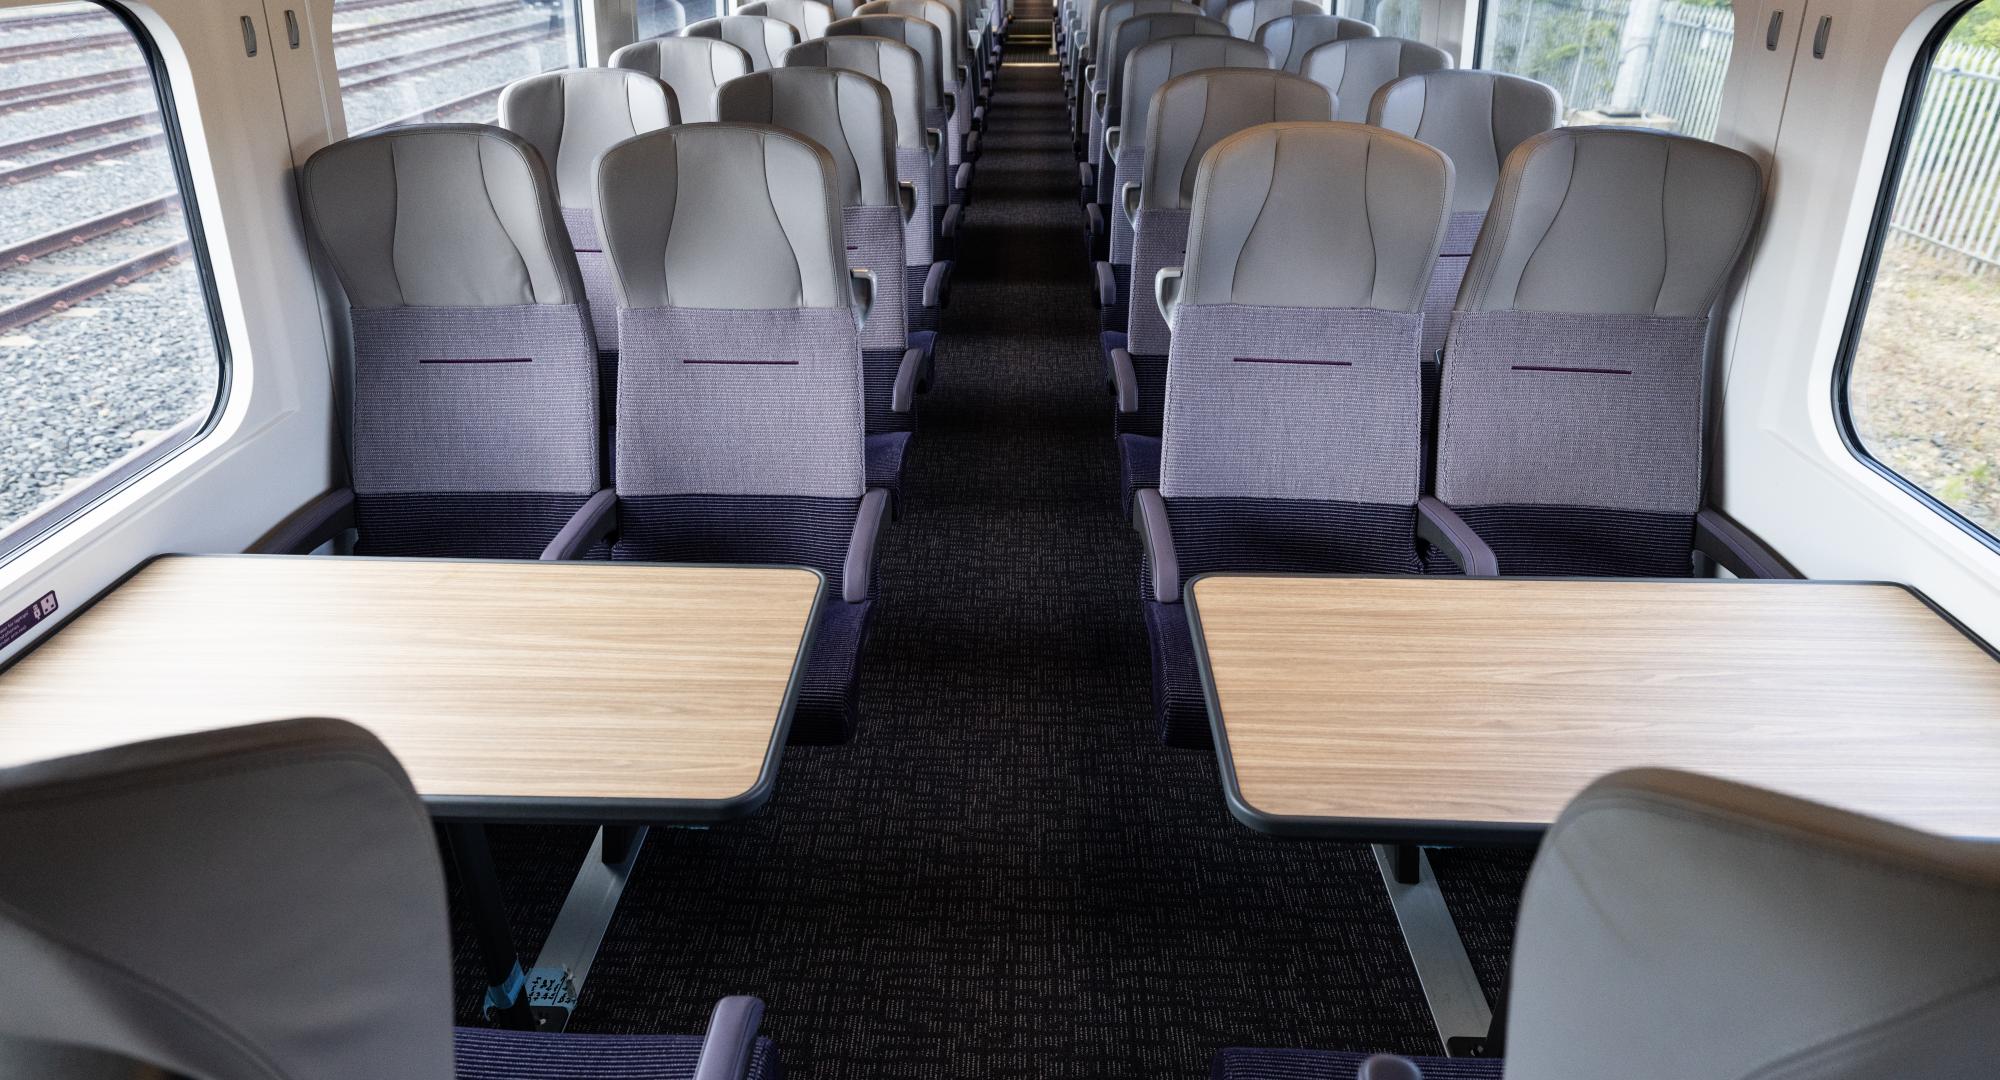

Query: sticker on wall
left=0, top=591, right=59, bottom=650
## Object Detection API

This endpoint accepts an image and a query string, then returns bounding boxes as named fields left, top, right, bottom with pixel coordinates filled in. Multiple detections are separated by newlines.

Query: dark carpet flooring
left=447, top=23, right=1533, bottom=1079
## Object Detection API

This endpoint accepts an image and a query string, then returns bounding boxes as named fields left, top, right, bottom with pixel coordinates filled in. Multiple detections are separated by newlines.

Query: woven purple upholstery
left=1101, top=262, right=1131, bottom=340
left=907, top=270, right=940, bottom=333
left=867, top=431, right=912, bottom=502
left=1127, top=206, right=1190, bottom=357
left=1420, top=211, right=1483, bottom=363
left=353, top=493, right=591, bottom=559
left=1116, top=433, right=1160, bottom=515
left=1141, top=598, right=1208, bottom=747
left=453, top=1028, right=783, bottom=1080
left=1211, top=1048, right=1502, bottom=1080
left=1453, top=504, right=1696, bottom=578
left=1116, top=352, right=1165, bottom=439
left=865, top=348, right=917, bottom=435
left=565, top=207, right=621, bottom=353
left=795, top=593, right=875, bottom=743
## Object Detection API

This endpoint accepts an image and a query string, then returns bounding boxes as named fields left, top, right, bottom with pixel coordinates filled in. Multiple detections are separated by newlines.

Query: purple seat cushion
left=1212, top=1048, right=1502, bottom=1080
left=867, top=432, right=913, bottom=503
left=453, top=1027, right=783, bottom=1080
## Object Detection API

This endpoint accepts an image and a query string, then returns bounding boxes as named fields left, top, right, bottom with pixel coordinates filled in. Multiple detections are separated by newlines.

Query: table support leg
left=444, top=823, right=539, bottom=1031
left=525, top=824, right=651, bottom=1033
left=1371, top=844, right=1494, bottom=1058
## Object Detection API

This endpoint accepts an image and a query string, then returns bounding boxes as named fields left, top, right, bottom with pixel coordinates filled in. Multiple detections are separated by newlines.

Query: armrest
left=1416, top=496, right=1497, bottom=577
left=1078, top=161, right=1094, bottom=191
left=539, top=488, right=618, bottom=561
left=1121, top=182, right=1140, bottom=226
left=1154, top=266, right=1184, bottom=330
left=1695, top=506, right=1798, bottom=580
left=1356, top=1055, right=1424, bottom=1080
left=1083, top=63, right=1096, bottom=86
left=957, top=62, right=972, bottom=88
left=891, top=346, right=923, bottom=413
left=250, top=487, right=355, bottom=554
left=925, top=127, right=943, bottom=164
left=1110, top=346, right=1139, bottom=414
left=924, top=260, right=952, bottom=308
left=1133, top=488, right=1179, bottom=604
left=843, top=488, right=893, bottom=604
left=692, top=996, right=766, bottom=1080
left=1092, top=260, right=1116, bottom=308
left=1085, top=202, right=1104, bottom=238
left=897, top=180, right=918, bottom=223
left=1104, top=124, right=1120, bottom=159
left=849, top=267, right=876, bottom=331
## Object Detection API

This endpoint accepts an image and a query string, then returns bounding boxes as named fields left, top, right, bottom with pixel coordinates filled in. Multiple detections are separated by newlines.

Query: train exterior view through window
left=5, top=0, right=2000, bottom=1078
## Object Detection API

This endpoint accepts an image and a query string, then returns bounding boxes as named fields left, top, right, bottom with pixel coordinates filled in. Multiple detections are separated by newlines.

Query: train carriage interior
left=1, top=0, right=1999, bottom=1076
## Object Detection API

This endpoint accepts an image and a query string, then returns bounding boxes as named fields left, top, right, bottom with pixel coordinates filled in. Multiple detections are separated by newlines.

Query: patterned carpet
left=447, top=26, right=1533, bottom=1079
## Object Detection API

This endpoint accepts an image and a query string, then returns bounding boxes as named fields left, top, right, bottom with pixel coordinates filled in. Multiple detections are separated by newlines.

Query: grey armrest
left=1356, top=1055, right=1424, bottom=1080
left=1133, top=488, right=1179, bottom=604
left=1154, top=266, right=1183, bottom=330
left=250, top=488, right=356, bottom=554
left=692, top=996, right=766, bottom=1080
left=1085, top=202, right=1104, bottom=238
left=539, top=488, right=618, bottom=561
left=897, top=180, right=918, bottom=223
left=1078, top=161, right=1094, bottom=191
left=955, top=161, right=973, bottom=192
left=1416, top=496, right=1497, bottom=577
left=925, top=127, right=943, bottom=164
left=1109, top=347, right=1139, bottom=414
left=1092, top=261, right=1116, bottom=308
left=1695, top=506, right=1798, bottom=579
left=843, top=488, right=893, bottom=603
left=924, top=260, right=952, bottom=308
left=940, top=204, right=962, bottom=243
left=1104, top=124, right=1120, bottom=159
left=891, top=347, right=924, bottom=413
left=849, top=267, right=876, bottom=331
left=1121, top=182, right=1140, bottom=226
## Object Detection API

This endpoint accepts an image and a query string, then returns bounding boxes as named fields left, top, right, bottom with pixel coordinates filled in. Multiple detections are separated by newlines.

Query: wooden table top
left=0, top=556, right=824, bottom=822
left=1189, top=575, right=2000, bottom=842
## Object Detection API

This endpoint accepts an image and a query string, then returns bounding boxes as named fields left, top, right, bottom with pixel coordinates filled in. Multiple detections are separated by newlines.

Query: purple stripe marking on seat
left=682, top=359, right=801, bottom=366
left=418, top=357, right=531, bottom=364
left=1511, top=364, right=1632, bottom=375
left=1232, top=356, right=1352, bottom=366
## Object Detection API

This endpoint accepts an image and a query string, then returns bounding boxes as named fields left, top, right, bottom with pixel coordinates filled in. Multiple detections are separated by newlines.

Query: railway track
left=0, top=196, right=185, bottom=333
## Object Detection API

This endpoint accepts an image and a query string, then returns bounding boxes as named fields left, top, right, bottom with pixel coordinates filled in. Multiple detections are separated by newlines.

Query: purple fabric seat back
left=299, top=125, right=602, bottom=559
left=1433, top=126, right=1763, bottom=576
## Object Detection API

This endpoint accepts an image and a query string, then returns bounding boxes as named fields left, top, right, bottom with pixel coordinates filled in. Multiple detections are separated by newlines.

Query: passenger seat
left=608, top=34, right=752, bottom=123
left=1078, top=0, right=1202, bottom=201
left=739, top=0, right=836, bottom=39
left=594, top=123, right=890, bottom=742
left=856, top=0, right=978, bottom=202
left=1252, top=11, right=1374, bottom=72
left=1085, top=9, right=1227, bottom=224
left=1132, top=120, right=1453, bottom=746
left=1220, top=0, right=1318, bottom=41
left=1427, top=127, right=1789, bottom=580
left=825, top=12, right=960, bottom=285
left=1300, top=35, right=1451, bottom=122
left=683, top=14, right=802, bottom=71
left=282, top=126, right=606, bottom=561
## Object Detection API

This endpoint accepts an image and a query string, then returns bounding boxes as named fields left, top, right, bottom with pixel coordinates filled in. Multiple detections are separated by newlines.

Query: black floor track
left=449, top=20, right=1531, bottom=1078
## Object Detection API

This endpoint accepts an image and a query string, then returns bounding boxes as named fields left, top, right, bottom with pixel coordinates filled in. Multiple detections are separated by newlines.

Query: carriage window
left=0, top=2, right=223, bottom=554
left=638, top=0, right=716, bottom=37
left=1843, top=0, right=2000, bottom=545
left=1476, top=0, right=1734, bottom=140
left=333, top=0, right=581, bottom=134
left=1351, top=0, right=1419, bottom=39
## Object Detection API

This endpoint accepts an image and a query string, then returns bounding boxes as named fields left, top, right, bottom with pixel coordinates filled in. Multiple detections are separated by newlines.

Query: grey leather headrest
left=1140, top=68, right=1331, bottom=212
left=498, top=68, right=678, bottom=211
left=1092, top=0, right=1201, bottom=77
left=0, top=719, right=453, bottom=1080
left=1106, top=13, right=1227, bottom=109
left=595, top=123, right=849, bottom=310
left=717, top=68, right=899, bottom=208
left=1510, top=768, right=2000, bottom=1080
left=854, top=0, right=964, bottom=69
left=783, top=36, right=926, bottom=150
left=683, top=14, right=801, bottom=70
left=827, top=15, right=945, bottom=109
left=1370, top=69, right=1560, bottom=214
left=1222, top=0, right=1319, bottom=41
left=1300, top=36, right=1452, bottom=122
left=1181, top=121, right=1451, bottom=310
left=1459, top=126, right=1762, bottom=316
left=1120, top=34, right=1271, bottom=141
left=609, top=35, right=752, bottom=123
left=739, top=0, right=835, bottom=40
left=301, top=124, right=582, bottom=309
left=1253, top=12, right=1375, bottom=72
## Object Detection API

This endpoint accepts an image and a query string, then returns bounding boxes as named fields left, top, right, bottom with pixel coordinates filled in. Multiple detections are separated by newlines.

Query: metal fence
left=1889, top=39, right=2000, bottom=273
left=1482, top=0, right=1733, bottom=138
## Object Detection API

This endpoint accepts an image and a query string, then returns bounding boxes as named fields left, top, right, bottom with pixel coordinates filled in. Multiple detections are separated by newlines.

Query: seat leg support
left=1370, top=844, right=1496, bottom=1058
left=446, top=822, right=540, bottom=1031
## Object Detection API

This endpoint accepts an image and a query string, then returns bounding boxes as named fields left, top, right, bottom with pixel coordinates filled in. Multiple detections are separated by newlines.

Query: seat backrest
left=683, top=14, right=801, bottom=70
left=1104, top=11, right=1226, bottom=119
left=1510, top=769, right=2000, bottom=1080
left=739, top=0, right=835, bottom=39
left=1092, top=0, right=1200, bottom=79
left=827, top=14, right=945, bottom=112
left=1117, top=33, right=1270, bottom=153
left=856, top=0, right=964, bottom=74
left=1160, top=120, right=1449, bottom=526
left=1370, top=69, right=1560, bottom=215
left=1299, top=35, right=1451, bottom=122
left=610, top=34, right=752, bottom=123
left=1433, top=127, right=1761, bottom=575
left=595, top=123, right=865, bottom=502
left=784, top=35, right=926, bottom=151
left=300, top=125, right=599, bottom=557
left=640, top=0, right=687, bottom=33
left=1252, top=11, right=1373, bottom=71
left=1221, top=0, right=1318, bottom=41
left=0, top=719, right=453, bottom=1080
left=1140, top=67, right=1330, bottom=214
left=717, top=68, right=898, bottom=209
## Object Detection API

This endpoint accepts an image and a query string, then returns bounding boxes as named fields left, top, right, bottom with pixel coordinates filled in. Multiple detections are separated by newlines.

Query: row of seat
left=1053, top=13, right=1792, bottom=745
left=10, top=719, right=1993, bottom=1080
left=271, top=8, right=1020, bottom=742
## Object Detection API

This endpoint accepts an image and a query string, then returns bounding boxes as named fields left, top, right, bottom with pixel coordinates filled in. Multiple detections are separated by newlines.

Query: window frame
left=1831, top=0, right=2000, bottom=558
left=0, top=0, right=233, bottom=567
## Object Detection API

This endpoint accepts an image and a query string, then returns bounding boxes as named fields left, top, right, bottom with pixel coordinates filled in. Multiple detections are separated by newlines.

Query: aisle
left=449, top=25, right=1521, bottom=1079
